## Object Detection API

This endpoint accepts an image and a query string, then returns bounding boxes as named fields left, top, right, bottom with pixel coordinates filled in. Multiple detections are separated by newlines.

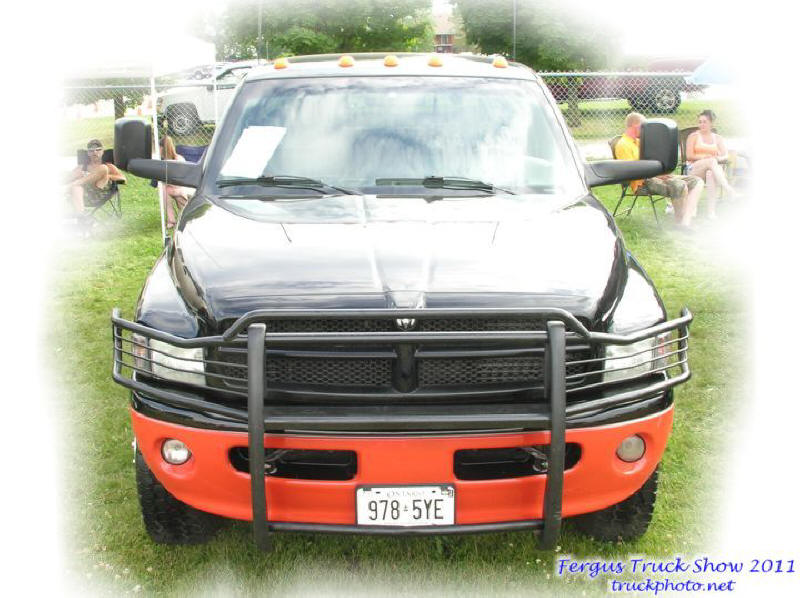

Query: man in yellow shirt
left=615, top=113, right=704, bottom=229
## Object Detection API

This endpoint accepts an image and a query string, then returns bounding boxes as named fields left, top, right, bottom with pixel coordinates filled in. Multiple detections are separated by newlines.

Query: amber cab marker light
left=384, top=55, right=399, bottom=67
left=492, top=55, right=509, bottom=68
left=339, top=55, right=355, bottom=67
left=273, top=57, right=289, bottom=70
left=428, top=55, right=443, bottom=67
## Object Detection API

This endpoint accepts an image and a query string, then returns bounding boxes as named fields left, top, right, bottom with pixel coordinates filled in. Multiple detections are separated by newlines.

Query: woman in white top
left=160, top=135, right=195, bottom=229
left=686, top=109, right=737, bottom=219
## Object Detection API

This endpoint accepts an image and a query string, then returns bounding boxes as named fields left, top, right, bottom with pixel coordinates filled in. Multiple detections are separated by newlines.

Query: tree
left=194, top=0, right=434, bottom=60
left=456, top=0, right=618, bottom=70
left=456, top=0, right=622, bottom=125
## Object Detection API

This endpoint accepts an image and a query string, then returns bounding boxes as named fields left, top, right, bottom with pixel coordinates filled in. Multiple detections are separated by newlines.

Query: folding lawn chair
left=608, top=135, right=667, bottom=225
left=76, top=148, right=124, bottom=219
left=678, top=126, right=729, bottom=175
left=175, top=144, right=207, bottom=163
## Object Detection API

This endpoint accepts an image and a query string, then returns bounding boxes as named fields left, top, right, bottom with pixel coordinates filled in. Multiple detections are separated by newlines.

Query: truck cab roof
left=245, top=53, right=538, bottom=82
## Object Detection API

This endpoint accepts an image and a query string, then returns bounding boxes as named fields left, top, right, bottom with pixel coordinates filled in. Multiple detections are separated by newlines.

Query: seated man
left=65, top=139, right=126, bottom=215
left=616, top=113, right=703, bottom=230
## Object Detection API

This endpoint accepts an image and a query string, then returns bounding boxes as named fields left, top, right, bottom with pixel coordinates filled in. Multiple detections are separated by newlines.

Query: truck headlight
left=131, top=333, right=205, bottom=386
left=604, top=335, right=668, bottom=383
left=604, top=269, right=666, bottom=384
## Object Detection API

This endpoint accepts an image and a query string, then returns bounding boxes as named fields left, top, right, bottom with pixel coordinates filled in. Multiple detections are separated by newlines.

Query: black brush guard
left=112, top=306, right=692, bottom=550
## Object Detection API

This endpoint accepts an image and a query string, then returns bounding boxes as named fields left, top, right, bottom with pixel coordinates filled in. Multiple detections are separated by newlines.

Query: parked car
left=157, top=60, right=259, bottom=136
left=112, top=53, right=692, bottom=550
left=544, top=58, right=707, bottom=113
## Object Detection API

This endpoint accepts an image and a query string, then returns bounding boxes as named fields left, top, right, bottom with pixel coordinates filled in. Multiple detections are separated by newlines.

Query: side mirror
left=114, top=118, right=152, bottom=170
left=584, top=118, right=679, bottom=188
left=127, top=159, right=202, bottom=189
left=640, top=119, right=678, bottom=173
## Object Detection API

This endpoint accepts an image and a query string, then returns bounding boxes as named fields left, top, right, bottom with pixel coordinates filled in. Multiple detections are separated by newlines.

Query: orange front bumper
left=132, top=406, right=673, bottom=525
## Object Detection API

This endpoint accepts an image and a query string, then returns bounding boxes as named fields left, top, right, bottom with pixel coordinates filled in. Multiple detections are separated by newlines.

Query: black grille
left=262, top=319, right=393, bottom=333
left=221, top=317, right=561, bottom=334
left=207, top=317, right=595, bottom=394
left=419, top=356, right=544, bottom=386
left=419, top=318, right=548, bottom=332
left=267, top=357, right=392, bottom=387
left=210, top=353, right=392, bottom=388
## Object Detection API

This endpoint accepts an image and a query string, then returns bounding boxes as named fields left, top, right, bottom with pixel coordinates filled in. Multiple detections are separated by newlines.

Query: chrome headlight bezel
left=132, top=333, right=205, bottom=386
left=603, top=269, right=668, bottom=384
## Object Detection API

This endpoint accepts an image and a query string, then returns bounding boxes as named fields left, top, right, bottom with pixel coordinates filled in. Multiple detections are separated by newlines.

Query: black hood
left=170, top=194, right=627, bottom=331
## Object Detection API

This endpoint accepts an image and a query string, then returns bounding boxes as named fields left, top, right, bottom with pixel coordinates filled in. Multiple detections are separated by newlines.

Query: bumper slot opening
left=229, top=447, right=357, bottom=480
left=454, top=444, right=581, bottom=480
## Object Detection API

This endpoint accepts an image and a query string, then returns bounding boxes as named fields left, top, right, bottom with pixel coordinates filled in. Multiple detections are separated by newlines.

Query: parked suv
left=157, top=61, right=258, bottom=136
left=112, top=53, right=691, bottom=550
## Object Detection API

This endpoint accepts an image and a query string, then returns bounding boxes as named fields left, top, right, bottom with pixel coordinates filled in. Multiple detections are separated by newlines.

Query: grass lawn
left=51, top=179, right=745, bottom=595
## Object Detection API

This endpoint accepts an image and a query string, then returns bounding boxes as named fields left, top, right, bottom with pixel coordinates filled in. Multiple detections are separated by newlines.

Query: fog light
left=616, top=435, right=645, bottom=462
left=162, top=439, right=191, bottom=465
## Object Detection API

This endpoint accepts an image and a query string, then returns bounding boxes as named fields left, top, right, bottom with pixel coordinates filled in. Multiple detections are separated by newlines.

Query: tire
left=166, top=104, right=200, bottom=136
left=571, top=467, right=659, bottom=542
left=135, top=449, right=224, bottom=545
left=629, top=88, right=681, bottom=114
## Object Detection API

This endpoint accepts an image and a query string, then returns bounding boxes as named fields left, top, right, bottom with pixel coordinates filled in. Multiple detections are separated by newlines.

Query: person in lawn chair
left=66, top=138, right=126, bottom=215
left=159, top=135, right=195, bottom=230
left=616, top=113, right=703, bottom=231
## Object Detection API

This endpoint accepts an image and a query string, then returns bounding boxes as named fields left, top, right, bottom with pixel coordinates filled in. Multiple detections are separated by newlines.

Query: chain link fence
left=61, top=70, right=743, bottom=166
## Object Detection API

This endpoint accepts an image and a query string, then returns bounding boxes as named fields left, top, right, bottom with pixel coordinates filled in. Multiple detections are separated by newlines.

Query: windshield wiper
left=375, top=176, right=516, bottom=195
left=217, top=175, right=358, bottom=195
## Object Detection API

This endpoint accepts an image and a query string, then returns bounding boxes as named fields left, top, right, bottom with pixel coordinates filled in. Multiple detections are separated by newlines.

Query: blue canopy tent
left=685, top=57, right=736, bottom=85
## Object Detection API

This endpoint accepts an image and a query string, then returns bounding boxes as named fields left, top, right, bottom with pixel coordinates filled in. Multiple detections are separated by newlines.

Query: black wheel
left=135, top=449, right=224, bottom=545
left=166, top=104, right=200, bottom=136
left=571, top=467, right=659, bottom=542
left=629, top=88, right=681, bottom=114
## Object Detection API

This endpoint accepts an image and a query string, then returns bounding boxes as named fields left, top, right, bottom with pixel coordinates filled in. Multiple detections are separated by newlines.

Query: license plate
left=356, top=485, right=455, bottom=526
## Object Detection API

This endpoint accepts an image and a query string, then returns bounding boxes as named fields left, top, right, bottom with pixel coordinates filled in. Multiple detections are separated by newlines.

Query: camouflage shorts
left=84, top=181, right=114, bottom=207
left=644, top=174, right=702, bottom=200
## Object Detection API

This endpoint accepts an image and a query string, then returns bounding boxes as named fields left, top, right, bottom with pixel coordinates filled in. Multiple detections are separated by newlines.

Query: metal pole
left=150, top=65, right=166, bottom=245
left=212, top=71, right=219, bottom=125
left=512, top=0, right=517, bottom=61
left=258, top=0, right=263, bottom=63
left=247, top=323, right=270, bottom=550
left=540, top=320, right=566, bottom=549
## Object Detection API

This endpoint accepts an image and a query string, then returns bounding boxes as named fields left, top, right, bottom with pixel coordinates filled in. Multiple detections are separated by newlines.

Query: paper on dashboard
left=220, top=126, right=287, bottom=178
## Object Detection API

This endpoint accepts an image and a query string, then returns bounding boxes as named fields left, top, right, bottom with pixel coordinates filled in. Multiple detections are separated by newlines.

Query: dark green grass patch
left=52, top=180, right=744, bottom=595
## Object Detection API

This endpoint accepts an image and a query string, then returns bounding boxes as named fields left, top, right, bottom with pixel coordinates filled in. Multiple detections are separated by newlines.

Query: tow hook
left=521, top=446, right=549, bottom=473
left=263, top=449, right=291, bottom=475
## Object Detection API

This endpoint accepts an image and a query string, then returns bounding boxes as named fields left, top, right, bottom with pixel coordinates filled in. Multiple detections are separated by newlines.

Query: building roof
left=434, top=12, right=456, bottom=35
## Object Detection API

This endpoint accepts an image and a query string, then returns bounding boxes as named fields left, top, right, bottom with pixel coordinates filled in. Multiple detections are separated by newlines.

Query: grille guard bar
left=111, top=306, right=692, bottom=550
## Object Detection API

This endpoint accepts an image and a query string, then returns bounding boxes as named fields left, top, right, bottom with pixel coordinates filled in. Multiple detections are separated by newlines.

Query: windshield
left=205, top=76, right=584, bottom=198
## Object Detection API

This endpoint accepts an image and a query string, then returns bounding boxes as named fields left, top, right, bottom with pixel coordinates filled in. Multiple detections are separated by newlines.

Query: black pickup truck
left=112, top=53, right=691, bottom=550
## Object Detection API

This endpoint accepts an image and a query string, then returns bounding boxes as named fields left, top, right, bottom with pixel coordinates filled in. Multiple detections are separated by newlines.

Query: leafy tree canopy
left=455, top=0, right=620, bottom=71
left=195, top=0, right=434, bottom=60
